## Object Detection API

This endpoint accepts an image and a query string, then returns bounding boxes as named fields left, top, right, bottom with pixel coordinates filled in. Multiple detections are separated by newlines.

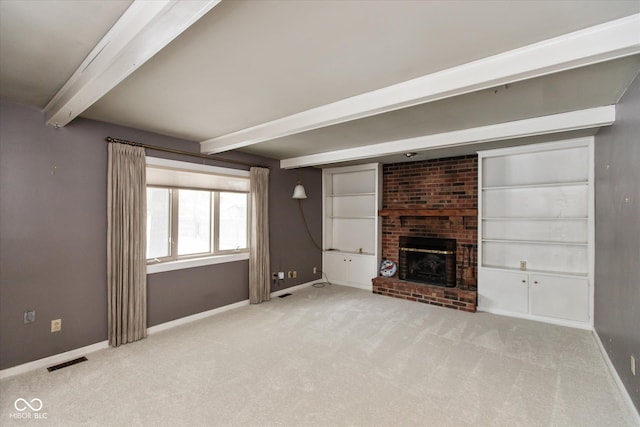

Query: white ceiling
left=0, top=0, right=133, bottom=107
left=242, top=55, right=640, bottom=159
left=1, top=0, right=639, bottom=167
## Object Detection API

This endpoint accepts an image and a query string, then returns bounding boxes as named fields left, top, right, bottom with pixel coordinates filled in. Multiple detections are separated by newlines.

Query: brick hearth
left=372, top=277, right=476, bottom=312
left=376, top=155, right=478, bottom=311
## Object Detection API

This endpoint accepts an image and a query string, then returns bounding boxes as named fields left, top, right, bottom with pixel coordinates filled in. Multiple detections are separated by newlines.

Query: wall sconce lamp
left=292, top=181, right=307, bottom=199
left=291, top=176, right=325, bottom=285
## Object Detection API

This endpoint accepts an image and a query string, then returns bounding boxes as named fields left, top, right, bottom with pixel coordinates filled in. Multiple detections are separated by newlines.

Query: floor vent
left=278, top=293, right=293, bottom=298
left=47, top=356, right=88, bottom=372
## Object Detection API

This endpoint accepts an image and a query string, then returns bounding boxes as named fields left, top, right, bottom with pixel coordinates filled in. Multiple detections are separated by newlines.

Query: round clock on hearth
left=380, top=259, right=397, bottom=277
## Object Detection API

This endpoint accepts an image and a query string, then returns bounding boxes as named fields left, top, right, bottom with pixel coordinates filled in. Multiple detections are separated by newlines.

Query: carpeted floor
left=0, top=285, right=635, bottom=426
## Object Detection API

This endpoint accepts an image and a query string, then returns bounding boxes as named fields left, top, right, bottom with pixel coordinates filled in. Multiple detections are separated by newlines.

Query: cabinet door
left=349, top=254, right=378, bottom=287
left=478, top=269, right=528, bottom=313
left=323, top=251, right=350, bottom=285
left=530, top=274, right=589, bottom=322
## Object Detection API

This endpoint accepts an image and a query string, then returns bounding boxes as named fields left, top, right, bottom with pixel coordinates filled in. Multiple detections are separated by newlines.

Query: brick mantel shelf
left=379, top=208, right=477, bottom=217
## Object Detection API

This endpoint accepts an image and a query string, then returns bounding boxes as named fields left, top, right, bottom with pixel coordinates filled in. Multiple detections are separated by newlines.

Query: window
left=147, top=187, right=171, bottom=259
left=146, top=188, right=248, bottom=262
left=177, top=189, right=212, bottom=256
left=145, top=158, right=250, bottom=266
left=219, top=192, right=248, bottom=251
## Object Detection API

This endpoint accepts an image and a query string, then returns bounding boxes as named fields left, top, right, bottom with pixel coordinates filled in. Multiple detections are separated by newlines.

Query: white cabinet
left=479, top=269, right=589, bottom=323
left=529, top=274, right=589, bottom=323
left=324, top=251, right=379, bottom=288
left=478, top=138, right=594, bottom=328
left=322, top=164, right=381, bottom=290
left=478, top=269, right=528, bottom=314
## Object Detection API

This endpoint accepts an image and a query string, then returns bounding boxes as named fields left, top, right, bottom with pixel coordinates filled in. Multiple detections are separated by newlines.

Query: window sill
left=146, top=252, right=249, bottom=274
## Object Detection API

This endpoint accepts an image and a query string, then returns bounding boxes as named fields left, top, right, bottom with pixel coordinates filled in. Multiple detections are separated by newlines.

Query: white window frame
left=146, top=157, right=250, bottom=274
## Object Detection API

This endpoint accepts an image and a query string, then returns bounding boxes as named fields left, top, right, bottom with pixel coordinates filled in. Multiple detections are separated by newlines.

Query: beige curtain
left=249, top=167, right=270, bottom=304
left=107, top=143, right=147, bottom=346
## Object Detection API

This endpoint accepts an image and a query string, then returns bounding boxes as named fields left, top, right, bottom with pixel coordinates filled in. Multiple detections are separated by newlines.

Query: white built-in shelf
left=483, top=181, right=588, bottom=191
left=327, top=192, right=376, bottom=197
left=483, top=238, right=587, bottom=246
left=323, top=163, right=381, bottom=289
left=329, top=216, right=376, bottom=220
left=478, top=138, right=594, bottom=328
left=325, top=249, right=375, bottom=256
left=481, top=265, right=589, bottom=278
left=483, top=217, right=588, bottom=221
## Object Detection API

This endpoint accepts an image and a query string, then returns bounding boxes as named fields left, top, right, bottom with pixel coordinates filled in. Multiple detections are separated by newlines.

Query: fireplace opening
left=399, top=236, right=456, bottom=287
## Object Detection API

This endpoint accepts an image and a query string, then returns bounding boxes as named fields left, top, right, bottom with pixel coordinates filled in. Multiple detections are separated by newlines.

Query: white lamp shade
left=292, top=184, right=307, bottom=199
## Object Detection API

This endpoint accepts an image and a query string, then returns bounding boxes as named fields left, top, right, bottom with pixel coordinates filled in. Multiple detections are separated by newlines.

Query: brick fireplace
left=372, top=155, right=478, bottom=312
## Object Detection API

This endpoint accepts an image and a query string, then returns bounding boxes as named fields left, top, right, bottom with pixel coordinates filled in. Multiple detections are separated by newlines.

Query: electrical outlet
left=272, top=272, right=278, bottom=279
left=287, top=271, right=293, bottom=279
left=51, top=319, right=62, bottom=333
left=519, top=260, right=527, bottom=270
left=313, top=267, right=318, bottom=274
left=24, top=309, right=36, bottom=324
left=632, top=355, right=636, bottom=376
left=292, top=271, right=297, bottom=278
left=278, top=272, right=285, bottom=280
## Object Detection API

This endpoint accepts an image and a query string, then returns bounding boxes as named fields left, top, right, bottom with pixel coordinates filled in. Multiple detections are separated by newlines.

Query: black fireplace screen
left=399, top=236, right=456, bottom=287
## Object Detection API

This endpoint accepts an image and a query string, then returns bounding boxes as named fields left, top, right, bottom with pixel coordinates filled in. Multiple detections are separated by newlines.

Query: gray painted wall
left=594, top=73, right=640, bottom=411
left=0, top=100, right=322, bottom=370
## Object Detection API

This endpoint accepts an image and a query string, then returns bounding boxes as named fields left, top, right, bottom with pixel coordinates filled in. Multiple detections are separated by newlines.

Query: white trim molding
left=0, top=280, right=317, bottom=379
left=133, top=280, right=317, bottom=334
left=477, top=307, right=593, bottom=331
left=270, top=281, right=316, bottom=298
left=280, top=106, right=615, bottom=169
left=593, top=330, right=640, bottom=425
left=44, top=0, right=221, bottom=128
left=0, top=341, right=109, bottom=380
left=146, top=156, right=250, bottom=177
left=146, top=252, right=249, bottom=274
left=201, top=14, right=639, bottom=155
left=146, top=299, right=250, bottom=335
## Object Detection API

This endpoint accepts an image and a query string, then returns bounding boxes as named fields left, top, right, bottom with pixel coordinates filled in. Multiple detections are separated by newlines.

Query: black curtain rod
left=105, top=137, right=268, bottom=169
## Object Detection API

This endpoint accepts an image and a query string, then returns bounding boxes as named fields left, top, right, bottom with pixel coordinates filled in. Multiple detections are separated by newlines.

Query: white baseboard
left=330, top=281, right=372, bottom=291
left=1, top=280, right=318, bottom=380
left=592, top=330, right=640, bottom=425
left=0, top=341, right=109, bottom=380
left=270, top=280, right=315, bottom=297
left=147, top=299, right=250, bottom=335
left=146, top=280, right=318, bottom=335
left=477, top=306, right=593, bottom=330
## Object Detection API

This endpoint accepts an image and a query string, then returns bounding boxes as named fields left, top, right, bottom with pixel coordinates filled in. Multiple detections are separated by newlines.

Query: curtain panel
left=249, top=167, right=270, bottom=304
left=107, top=143, right=147, bottom=346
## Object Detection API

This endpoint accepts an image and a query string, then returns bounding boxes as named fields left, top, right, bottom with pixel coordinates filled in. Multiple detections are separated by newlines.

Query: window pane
left=147, top=188, right=170, bottom=259
left=219, top=192, right=248, bottom=251
left=178, top=190, right=211, bottom=255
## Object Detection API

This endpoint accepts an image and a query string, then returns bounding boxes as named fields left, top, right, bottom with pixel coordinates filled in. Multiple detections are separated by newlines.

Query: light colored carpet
left=0, top=285, right=635, bottom=426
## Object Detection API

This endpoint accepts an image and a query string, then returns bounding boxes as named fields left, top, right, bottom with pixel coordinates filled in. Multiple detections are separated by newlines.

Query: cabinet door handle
left=521, top=280, right=526, bottom=283
left=534, top=281, right=539, bottom=284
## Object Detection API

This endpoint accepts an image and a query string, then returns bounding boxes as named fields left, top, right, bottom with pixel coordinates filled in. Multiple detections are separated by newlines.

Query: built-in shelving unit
left=323, top=164, right=381, bottom=289
left=477, top=138, right=594, bottom=328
